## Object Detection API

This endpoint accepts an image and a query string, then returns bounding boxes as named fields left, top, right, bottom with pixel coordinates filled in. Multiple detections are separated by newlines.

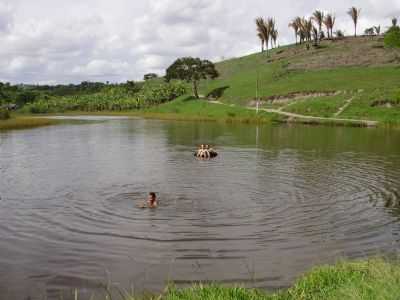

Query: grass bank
left=140, top=96, right=277, bottom=124
left=0, top=116, right=61, bottom=131
left=119, top=258, right=399, bottom=300
left=0, top=97, right=278, bottom=131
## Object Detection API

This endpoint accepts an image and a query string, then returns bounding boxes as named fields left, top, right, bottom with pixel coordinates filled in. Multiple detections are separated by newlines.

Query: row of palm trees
left=256, top=6, right=364, bottom=52
left=255, top=17, right=278, bottom=53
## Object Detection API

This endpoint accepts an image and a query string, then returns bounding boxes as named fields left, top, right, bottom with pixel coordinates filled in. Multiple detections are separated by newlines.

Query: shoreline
left=1, top=108, right=398, bottom=131
left=62, top=258, right=400, bottom=300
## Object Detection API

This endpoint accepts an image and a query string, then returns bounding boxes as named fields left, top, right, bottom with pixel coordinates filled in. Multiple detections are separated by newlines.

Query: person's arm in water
left=137, top=201, right=147, bottom=208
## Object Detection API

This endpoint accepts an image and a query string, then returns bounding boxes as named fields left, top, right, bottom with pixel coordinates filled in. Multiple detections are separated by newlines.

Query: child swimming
left=138, top=192, right=158, bottom=209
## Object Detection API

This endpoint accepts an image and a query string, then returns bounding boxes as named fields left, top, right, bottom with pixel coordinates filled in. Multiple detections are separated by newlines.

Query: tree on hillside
left=392, top=18, right=398, bottom=27
left=256, top=17, right=271, bottom=53
left=144, top=73, right=158, bottom=81
left=374, top=25, right=381, bottom=36
left=384, top=20, right=400, bottom=48
left=257, top=32, right=265, bottom=52
left=271, top=29, right=279, bottom=48
left=312, top=26, right=319, bottom=46
left=300, top=18, right=313, bottom=46
left=348, top=7, right=361, bottom=37
left=312, top=10, right=325, bottom=41
left=165, top=57, right=219, bottom=99
left=365, top=27, right=375, bottom=36
left=267, top=18, right=276, bottom=49
left=289, top=18, right=300, bottom=44
left=324, top=14, right=336, bottom=39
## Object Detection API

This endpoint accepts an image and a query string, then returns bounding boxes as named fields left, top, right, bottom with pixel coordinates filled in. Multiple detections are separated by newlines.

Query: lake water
left=1, top=117, right=400, bottom=299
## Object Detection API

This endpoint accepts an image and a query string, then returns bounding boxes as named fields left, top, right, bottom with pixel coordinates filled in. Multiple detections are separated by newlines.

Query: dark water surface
left=1, top=117, right=400, bottom=299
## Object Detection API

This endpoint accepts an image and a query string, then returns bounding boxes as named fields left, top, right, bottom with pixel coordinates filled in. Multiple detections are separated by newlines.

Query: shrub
left=384, top=26, right=400, bottom=48
left=0, top=108, right=10, bottom=120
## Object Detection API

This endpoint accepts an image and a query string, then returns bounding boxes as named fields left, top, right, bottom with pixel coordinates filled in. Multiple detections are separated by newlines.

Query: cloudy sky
left=0, top=0, right=399, bottom=84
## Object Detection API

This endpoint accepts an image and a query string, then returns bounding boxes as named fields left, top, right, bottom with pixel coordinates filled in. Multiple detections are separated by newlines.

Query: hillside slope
left=196, top=36, right=400, bottom=124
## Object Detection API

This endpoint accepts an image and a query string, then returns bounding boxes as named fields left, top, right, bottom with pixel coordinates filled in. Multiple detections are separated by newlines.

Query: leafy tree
left=392, top=18, right=398, bottom=27
left=365, top=27, right=375, bottom=36
left=125, top=80, right=141, bottom=93
left=165, top=57, right=219, bottom=99
left=144, top=73, right=158, bottom=81
left=16, top=91, right=37, bottom=106
left=384, top=26, right=400, bottom=48
left=335, top=30, right=345, bottom=39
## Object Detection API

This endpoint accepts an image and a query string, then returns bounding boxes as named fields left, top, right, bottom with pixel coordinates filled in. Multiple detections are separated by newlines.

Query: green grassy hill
left=176, top=36, right=400, bottom=125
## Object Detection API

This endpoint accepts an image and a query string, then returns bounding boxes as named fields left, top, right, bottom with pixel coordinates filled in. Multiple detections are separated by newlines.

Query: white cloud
left=0, top=2, right=13, bottom=32
left=0, top=0, right=398, bottom=84
left=72, top=59, right=130, bottom=77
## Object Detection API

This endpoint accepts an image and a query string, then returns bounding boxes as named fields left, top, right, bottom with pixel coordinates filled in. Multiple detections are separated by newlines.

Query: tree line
left=257, top=7, right=399, bottom=51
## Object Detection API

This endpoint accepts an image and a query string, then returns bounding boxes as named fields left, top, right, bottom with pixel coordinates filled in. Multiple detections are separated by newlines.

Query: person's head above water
left=147, top=192, right=158, bottom=208
left=148, top=192, right=156, bottom=202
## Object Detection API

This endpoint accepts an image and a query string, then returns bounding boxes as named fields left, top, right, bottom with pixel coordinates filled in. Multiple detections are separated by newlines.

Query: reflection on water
left=0, top=119, right=400, bottom=300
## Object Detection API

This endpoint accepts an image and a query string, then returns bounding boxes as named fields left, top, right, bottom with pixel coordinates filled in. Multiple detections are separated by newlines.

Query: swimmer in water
left=147, top=192, right=158, bottom=208
left=138, top=192, right=158, bottom=208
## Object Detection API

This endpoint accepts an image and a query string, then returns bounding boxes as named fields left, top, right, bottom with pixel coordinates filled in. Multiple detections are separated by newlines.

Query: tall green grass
left=0, top=116, right=60, bottom=131
left=66, top=258, right=400, bottom=300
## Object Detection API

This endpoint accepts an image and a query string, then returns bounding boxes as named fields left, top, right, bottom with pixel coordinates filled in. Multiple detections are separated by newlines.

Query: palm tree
left=364, top=28, right=374, bottom=36
left=289, top=18, right=300, bottom=44
left=256, top=18, right=267, bottom=52
left=312, top=26, right=319, bottom=46
left=255, top=17, right=271, bottom=53
left=324, top=14, right=335, bottom=39
left=374, top=25, right=381, bottom=36
left=257, top=32, right=265, bottom=52
left=348, top=7, right=361, bottom=37
left=312, top=10, right=324, bottom=40
left=267, top=18, right=276, bottom=49
left=271, top=29, right=278, bottom=48
left=302, top=18, right=313, bottom=44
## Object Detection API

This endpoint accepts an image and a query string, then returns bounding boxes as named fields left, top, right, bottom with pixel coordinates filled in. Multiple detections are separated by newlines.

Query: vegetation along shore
left=66, top=258, right=400, bottom=300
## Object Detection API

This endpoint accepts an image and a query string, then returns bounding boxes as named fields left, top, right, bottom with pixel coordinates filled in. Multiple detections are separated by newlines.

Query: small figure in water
left=138, top=192, right=158, bottom=208
left=194, top=144, right=217, bottom=159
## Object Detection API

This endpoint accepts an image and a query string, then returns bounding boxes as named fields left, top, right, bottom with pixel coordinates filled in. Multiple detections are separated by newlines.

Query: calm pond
left=0, top=117, right=400, bottom=299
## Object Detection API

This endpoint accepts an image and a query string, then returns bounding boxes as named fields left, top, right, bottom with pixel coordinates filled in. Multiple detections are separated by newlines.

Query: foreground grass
left=120, top=258, right=400, bottom=300
left=0, top=116, right=61, bottom=131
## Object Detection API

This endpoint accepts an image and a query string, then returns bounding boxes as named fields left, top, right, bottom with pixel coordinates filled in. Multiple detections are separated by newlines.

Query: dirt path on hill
left=334, top=96, right=355, bottom=117
left=208, top=100, right=378, bottom=127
